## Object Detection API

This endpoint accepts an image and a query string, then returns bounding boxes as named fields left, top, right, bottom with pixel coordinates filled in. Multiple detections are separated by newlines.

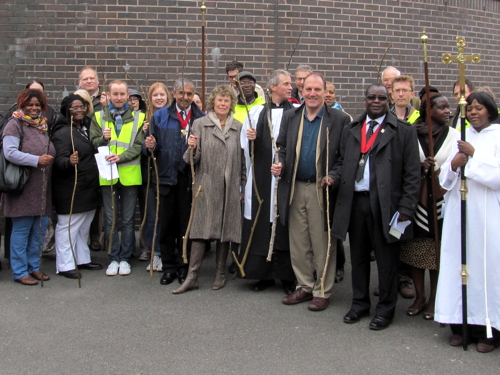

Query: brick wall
left=1, top=0, right=500, bottom=117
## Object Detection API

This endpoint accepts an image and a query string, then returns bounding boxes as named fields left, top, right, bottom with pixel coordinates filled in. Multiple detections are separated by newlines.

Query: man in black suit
left=272, top=73, right=351, bottom=311
left=331, top=83, right=420, bottom=330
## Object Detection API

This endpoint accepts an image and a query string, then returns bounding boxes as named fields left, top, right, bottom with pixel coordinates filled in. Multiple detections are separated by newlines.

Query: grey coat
left=184, top=113, right=246, bottom=243
left=330, top=111, right=420, bottom=243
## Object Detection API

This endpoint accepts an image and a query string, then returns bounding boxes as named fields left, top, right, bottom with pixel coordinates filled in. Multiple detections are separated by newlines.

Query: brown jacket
left=184, top=113, right=246, bottom=243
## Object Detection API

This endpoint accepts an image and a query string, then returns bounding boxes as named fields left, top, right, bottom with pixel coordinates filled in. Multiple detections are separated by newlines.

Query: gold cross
left=442, top=37, right=480, bottom=107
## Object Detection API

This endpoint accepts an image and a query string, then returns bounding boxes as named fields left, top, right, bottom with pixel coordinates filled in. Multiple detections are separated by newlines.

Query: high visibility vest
left=96, top=110, right=145, bottom=186
left=407, top=109, right=420, bottom=124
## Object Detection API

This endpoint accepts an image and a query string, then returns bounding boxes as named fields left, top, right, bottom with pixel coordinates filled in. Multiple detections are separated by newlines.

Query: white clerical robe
left=240, top=104, right=286, bottom=221
left=435, top=124, right=500, bottom=335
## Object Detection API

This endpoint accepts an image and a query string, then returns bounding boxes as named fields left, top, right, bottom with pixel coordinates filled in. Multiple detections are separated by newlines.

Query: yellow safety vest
left=407, top=109, right=420, bottom=124
left=96, top=110, right=145, bottom=186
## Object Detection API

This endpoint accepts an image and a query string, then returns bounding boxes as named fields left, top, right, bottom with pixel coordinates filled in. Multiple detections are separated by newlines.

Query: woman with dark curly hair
left=1, top=89, right=55, bottom=285
left=173, top=85, right=245, bottom=294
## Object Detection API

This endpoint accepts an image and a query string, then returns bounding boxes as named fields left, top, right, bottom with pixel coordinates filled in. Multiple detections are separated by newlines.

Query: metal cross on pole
left=442, top=37, right=480, bottom=351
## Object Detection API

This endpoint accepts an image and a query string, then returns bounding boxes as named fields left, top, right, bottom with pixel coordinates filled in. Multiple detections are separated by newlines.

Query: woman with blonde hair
left=173, top=84, right=245, bottom=294
left=139, top=82, right=172, bottom=270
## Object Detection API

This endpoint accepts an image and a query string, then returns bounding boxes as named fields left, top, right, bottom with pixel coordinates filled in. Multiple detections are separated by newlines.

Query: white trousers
left=55, top=210, right=96, bottom=272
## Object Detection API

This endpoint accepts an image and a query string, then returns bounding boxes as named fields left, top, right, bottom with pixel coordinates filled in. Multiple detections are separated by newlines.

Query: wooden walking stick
left=149, top=138, right=161, bottom=277
left=106, top=114, right=116, bottom=255
left=231, top=76, right=263, bottom=278
left=68, top=116, right=81, bottom=287
left=201, top=0, right=207, bottom=110
left=38, top=127, right=51, bottom=288
left=320, top=127, right=332, bottom=297
left=376, top=44, right=392, bottom=83
left=265, top=89, right=280, bottom=262
left=421, top=31, right=441, bottom=271
left=442, top=36, right=480, bottom=351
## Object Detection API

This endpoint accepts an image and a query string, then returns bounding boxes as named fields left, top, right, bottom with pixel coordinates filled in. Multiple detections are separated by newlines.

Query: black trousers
left=348, top=192, right=400, bottom=319
left=159, top=172, right=191, bottom=273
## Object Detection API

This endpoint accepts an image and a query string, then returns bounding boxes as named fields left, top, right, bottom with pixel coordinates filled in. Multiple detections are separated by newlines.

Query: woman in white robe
left=435, top=91, right=500, bottom=353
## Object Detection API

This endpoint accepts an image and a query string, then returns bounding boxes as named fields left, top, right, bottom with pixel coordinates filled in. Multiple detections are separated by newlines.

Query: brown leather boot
left=173, top=241, right=205, bottom=294
left=212, top=241, right=229, bottom=290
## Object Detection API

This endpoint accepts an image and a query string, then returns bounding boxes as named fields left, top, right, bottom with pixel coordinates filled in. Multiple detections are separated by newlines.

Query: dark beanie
left=60, top=93, right=89, bottom=119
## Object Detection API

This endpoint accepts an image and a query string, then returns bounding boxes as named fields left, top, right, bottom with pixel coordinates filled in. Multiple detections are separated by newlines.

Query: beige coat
left=184, top=113, right=246, bottom=243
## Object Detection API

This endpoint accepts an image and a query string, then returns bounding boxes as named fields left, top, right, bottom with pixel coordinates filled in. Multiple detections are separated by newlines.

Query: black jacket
left=331, top=111, right=420, bottom=243
left=51, top=116, right=100, bottom=215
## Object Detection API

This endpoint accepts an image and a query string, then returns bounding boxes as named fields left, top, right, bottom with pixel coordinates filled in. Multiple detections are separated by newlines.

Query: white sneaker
left=153, top=255, right=163, bottom=272
left=106, top=261, right=119, bottom=276
left=146, top=255, right=163, bottom=272
left=119, top=261, right=131, bottom=276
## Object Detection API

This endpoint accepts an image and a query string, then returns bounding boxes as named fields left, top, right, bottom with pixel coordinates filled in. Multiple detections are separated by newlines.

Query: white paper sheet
left=388, top=211, right=411, bottom=239
left=95, top=146, right=119, bottom=181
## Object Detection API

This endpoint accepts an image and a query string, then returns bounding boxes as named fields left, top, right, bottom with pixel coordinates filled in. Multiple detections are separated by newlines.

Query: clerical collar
left=176, top=104, right=191, bottom=116
left=271, top=101, right=287, bottom=108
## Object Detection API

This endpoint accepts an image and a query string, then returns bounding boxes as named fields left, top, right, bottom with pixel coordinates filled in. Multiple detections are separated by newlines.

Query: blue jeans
left=102, top=182, right=138, bottom=262
left=10, top=216, right=49, bottom=280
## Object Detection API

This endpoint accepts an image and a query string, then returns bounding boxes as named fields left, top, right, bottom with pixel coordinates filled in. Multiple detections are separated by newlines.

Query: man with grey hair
left=144, top=77, right=205, bottom=286
left=291, top=64, right=313, bottom=104
left=381, top=66, right=401, bottom=97
left=236, top=69, right=297, bottom=294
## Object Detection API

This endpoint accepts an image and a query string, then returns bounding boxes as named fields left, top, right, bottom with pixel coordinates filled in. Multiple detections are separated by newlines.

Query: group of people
left=1, top=62, right=499, bottom=353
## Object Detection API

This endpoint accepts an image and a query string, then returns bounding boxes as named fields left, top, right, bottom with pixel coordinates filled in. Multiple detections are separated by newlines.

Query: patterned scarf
left=108, top=103, right=129, bottom=136
left=12, top=110, right=48, bottom=132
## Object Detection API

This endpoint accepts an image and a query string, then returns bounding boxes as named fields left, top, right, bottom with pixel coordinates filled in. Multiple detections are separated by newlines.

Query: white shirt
left=354, top=114, right=385, bottom=192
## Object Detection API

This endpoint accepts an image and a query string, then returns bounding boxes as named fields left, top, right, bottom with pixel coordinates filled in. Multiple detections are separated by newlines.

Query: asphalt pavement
left=0, top=241, right=498, bottom=375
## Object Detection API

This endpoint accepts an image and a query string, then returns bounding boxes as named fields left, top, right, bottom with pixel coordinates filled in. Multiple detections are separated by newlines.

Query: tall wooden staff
left=231, top=76, right=263, bottom=278
left=264, top=89, right=279, bottom=262
left=38, top=129, right=51, bottom=287
left=320, top=127, right=332, bottom=297
left=106, top=111, right=116, bottom=256
left=442, top=36, right=480, bottom=351
left=421, top=31, right=441, bottom=270
left=68, top=116, right=82, bottom=287
left=201, top=1, right=206, bottom=110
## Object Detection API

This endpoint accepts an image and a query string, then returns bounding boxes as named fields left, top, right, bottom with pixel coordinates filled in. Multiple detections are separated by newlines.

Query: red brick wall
left=1, top=0, right=500, bottom=117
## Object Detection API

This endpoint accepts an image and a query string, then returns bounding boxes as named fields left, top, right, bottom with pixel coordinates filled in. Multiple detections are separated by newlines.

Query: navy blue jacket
left=144, top=101, right=205, bottom=186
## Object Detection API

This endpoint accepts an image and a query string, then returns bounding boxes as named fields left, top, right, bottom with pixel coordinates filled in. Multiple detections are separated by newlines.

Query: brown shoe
left=139, top=251, right=151, bottom=261
left=281, top=288, right=313, bottom=305
left=308, top=297, right=330, bottom=311
left=477, top=342, right=496, bottom=353
left=15, top=275, right=38, bottom=285
left=449, top=334, right=463, bottom=347
left=30, top=271, right=50, bottom=281
left=399, top=275, right=415, bottom=299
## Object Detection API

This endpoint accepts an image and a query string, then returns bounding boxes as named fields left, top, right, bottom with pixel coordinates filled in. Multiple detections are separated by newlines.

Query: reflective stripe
left=116, top=141, right=129, bottom=148
left=120, top=159, right=141, bottom=167
left=109, top=140, right=118, bottom=147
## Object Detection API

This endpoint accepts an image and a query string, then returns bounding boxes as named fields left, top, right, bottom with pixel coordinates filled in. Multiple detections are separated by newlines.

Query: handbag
left=0, top=119, right=31, bottom=195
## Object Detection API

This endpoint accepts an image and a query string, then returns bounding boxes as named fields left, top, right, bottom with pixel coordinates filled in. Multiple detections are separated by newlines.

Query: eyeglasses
left=69, top=106, right=88, bottom=111
left=366, top=95, right=389, bottom=101
left=393, top=89, right=411, bottom=94
left=227, top=75, right=238, bottom=80
left=128, top=97, right=140, bottom=102
left=239, top=81, right=255, bottom=87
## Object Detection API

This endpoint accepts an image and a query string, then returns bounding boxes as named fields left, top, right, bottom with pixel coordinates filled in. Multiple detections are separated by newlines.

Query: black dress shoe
left=79, top=262, right=103, bottom=270
left=59, top=270, right=81, bottom=279
left=343, top=309, right=369, bottom=324
left=251, top=279, right=275, bottom=291
left=335, top=268, right=344, bottom=283
left=160, top=272, right=176, bottom=285
left=178, top=270, right=187, bottom=284
left=281, top=280, right=296, bottom=295
left=369, top=315, right=393, bottom=330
